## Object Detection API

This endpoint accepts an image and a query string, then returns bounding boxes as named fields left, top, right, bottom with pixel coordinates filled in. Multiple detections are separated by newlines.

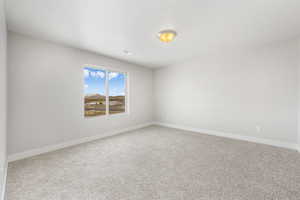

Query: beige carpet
left=0, top=169, right=4, bottom=199
left=6, top=126, right=300, bottom=200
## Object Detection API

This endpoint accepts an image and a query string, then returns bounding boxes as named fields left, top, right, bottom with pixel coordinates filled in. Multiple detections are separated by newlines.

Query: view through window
left=109, top=71, right=126, bottom=114
left=84, top=67, right=127, bottom=117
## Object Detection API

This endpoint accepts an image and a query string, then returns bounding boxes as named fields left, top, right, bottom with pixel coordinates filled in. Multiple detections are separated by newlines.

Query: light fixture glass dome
left=158, top=30, right=177, bottom=43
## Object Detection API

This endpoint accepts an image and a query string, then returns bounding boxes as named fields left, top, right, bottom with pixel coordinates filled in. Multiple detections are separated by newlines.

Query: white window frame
left=83, top=64, right=129, bottom=117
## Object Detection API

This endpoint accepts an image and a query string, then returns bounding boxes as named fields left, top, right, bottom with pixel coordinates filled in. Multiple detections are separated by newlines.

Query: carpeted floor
left=0, top=169, right=3, bottom=199
left=6, top=125, right=300, bottom=200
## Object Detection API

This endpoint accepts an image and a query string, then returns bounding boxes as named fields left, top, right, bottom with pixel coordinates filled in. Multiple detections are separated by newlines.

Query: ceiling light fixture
left=157, top=29, right=177, bottom=43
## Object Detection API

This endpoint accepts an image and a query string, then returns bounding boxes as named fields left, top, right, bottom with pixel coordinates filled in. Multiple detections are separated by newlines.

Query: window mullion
left=105, top=70, right=109, bottom=115
left=125, top=73, right=128, bottom=114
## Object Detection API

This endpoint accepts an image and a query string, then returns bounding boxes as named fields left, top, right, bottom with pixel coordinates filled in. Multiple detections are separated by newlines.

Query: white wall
left=298, top=40, right=300, bottom=150
left=6, top=30, right=300, bottom=156
left=7, top=32, right=153, bottom=155
left=0, top=0, right=7, bottom=168
left=154, top=41, right=298, bottom=143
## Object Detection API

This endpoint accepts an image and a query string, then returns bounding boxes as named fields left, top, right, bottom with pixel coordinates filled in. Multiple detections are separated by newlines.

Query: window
left=108, top=71, right=126, bottom=114
left=84, top=66, right=127, bottom=117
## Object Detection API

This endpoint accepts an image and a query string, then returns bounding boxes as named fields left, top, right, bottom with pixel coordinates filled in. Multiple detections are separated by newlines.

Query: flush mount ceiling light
left=157, top=30, right=177, bottom=43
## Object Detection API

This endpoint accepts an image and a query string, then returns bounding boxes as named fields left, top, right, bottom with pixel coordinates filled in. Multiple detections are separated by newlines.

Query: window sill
left=107, top=112, right=129, bottom=117
left=84, top=112, right=129, bottom=119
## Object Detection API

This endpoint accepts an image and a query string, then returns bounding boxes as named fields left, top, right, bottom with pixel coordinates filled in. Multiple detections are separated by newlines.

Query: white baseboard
left=0, top=164, right=7, bottom=200
left=8, top=122, right=154, bottom=162
left=154, top=122, right=298, bottom=151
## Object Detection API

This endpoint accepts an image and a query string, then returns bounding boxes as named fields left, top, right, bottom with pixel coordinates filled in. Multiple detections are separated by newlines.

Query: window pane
left=108, top=71, right=126, bottom=114
left=84, top=67, right=106, bottom=117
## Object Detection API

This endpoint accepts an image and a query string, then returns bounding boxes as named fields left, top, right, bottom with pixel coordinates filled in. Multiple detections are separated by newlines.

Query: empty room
left=1, top=0, right=300, bottom=199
